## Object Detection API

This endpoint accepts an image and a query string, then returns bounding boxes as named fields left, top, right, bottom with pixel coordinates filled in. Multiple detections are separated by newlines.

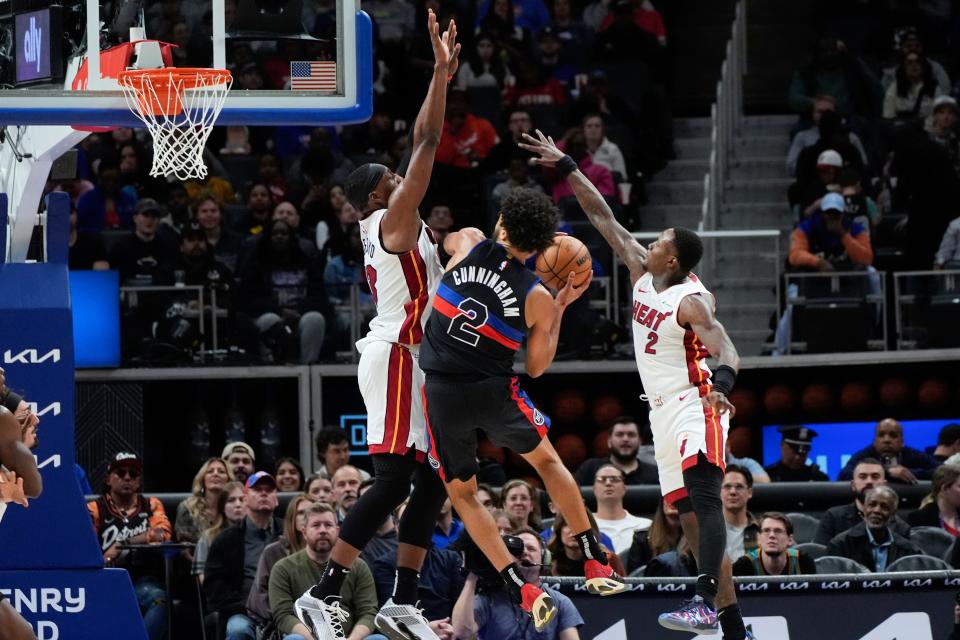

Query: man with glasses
left=733, top=513, right=816, bottom=576
left=721, top=465, right=758, bottom=564
left=88, top=452, right=172, bottom=640
left=592, top=464, right=652, bottom=553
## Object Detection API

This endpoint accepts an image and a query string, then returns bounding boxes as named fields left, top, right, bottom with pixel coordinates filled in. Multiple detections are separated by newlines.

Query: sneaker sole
left=374, top=613, right=415, bottom=640
left=585, top=577, right=628, bottom=596
left=658, top=617, right=719, bottom=635
left=531, top=592, right=557, bottom=632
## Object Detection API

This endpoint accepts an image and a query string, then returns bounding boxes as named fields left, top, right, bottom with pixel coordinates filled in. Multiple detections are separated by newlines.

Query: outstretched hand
left=518, top=130, right=565, bottom=167
left=554, top=271, right=593, bottom=309
left=428, top=10, right=461, bottom=76
left=0, top=470, right=28, bottom=507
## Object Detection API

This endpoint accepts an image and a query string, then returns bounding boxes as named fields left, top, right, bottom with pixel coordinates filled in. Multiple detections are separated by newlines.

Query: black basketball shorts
left=422, top=375, right=551, bottom=482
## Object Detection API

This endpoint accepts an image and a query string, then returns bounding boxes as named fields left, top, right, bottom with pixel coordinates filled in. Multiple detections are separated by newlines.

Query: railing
left=702, top=0, right=747, bottom=231
left=894, top=270, right=960, bottom=350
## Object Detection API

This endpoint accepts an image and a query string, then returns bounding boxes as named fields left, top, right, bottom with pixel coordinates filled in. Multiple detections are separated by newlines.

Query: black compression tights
left=680, top=456, right=726, bottom=593
left=337, top=450, right=448, bottom=551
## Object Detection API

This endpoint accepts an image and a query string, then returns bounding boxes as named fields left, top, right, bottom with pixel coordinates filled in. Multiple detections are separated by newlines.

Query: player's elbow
left=23, top=473, right=42, bottom=498
left=526, top=360, right=547, bottom=378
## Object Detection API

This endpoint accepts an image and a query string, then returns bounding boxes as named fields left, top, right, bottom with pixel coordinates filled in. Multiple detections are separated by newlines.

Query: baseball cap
left=816, top=150, right=843, bottom=168
left=108, top=451, right=143, bottom=472
left=182, top=221, right=207, bottom=240
left=933, top=95, right=957, bottom=112
left=134, top=198, right=164, bottom=217
left=222, top=441, right=256, bottom=461
left=245, top=470, right=277, bottom=490
left=779, top=426, right=818, bottom=452
left=821, top=192, right=845, bottom=213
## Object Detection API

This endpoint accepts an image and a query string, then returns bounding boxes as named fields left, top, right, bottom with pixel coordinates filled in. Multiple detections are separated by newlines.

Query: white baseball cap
left=816, top=150, right=843, bottom=168
left=933, top=95, right=958, bottom=112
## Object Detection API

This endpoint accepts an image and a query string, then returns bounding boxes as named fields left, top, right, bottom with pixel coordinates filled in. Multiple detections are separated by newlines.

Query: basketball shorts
left=422, top=375, right=550, bottom=482
left=648, top=388, right=729, bottom=505
left=358, top=339, right=428, bottom=457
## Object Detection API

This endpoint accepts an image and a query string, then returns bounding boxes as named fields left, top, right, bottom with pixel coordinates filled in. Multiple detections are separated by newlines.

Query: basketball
left=763, top=384, right=797, bottom=415
left=801, top=383, right=835, bottom=414
left=535, top=235, right=592, bottom=290
left=553, top=389, right=587, bottom=423
left=728, top=426, right=752, bottom=458
left=554, top=433, right=588, bottom=470
left=728, top=389, right=758, bottom=422
left=591, top=394, right=624, bottom=427
left=840, top=382, right=874, bottom=414
left=880, top=377, right=911, bottom=408
left=592, top=429, right=611, bottom=457
left=918, top=377, right=949, bottom=408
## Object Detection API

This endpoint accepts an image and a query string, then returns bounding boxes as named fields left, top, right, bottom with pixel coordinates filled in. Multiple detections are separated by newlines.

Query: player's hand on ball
left=518, top=130, right=565, bottom=166
left=0, top=470, right=28, bottom=507
left=702, top=391, right=736, bottom=418
left=555, top=270, right=592, bottom=308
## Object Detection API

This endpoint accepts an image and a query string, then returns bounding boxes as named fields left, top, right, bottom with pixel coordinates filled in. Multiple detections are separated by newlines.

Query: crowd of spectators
left=57, top=0, right=680, bottom=366
left=85, top=418, right=960, bottom=639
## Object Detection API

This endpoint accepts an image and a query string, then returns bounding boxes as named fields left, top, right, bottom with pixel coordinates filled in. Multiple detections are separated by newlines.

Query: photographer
left=451, top=529, right=583, bottom=640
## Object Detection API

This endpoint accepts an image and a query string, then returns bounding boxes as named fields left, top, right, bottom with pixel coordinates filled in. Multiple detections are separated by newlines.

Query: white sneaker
left=374, top=599, right=440, bottom=640
left=294, top=588, right=349, bottom=640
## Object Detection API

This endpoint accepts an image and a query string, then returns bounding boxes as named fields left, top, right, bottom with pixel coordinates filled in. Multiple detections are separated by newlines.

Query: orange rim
left=117, top=68, right=232, bottom=116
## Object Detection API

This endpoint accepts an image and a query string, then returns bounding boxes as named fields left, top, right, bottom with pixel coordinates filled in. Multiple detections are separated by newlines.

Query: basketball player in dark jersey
left=0, top=371, right=43, bottom=640
left=420, top=188, right=626, bottom=632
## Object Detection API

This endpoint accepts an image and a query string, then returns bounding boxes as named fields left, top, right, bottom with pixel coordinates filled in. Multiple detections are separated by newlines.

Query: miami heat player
left=296, top=11, right=459, bottom=640
left=520, top=130, right=755, bottom=640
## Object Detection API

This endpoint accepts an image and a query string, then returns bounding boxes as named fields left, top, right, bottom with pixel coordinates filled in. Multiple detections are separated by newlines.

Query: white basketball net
left=118, top=70, right=233, bottom=181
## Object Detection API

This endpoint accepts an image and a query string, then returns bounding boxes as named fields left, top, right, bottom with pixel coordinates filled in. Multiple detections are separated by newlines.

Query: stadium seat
left=629, top=565, right=645, bottom=577
left=814, top=556, right=870, bottom=574
left=795, top=542, right=827, bottom=560
left=886, top=554, right=952, bottom=572
left=787, top=512, right=820, bottom=544
left=617, top=549, right=630, bottom=570
left=909, top=526, right=955, bottom=559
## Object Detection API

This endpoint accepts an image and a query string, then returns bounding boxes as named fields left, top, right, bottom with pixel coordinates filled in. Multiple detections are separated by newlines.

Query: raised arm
left=0, top=408, right=41, bottom=498
left=442, top=227, right=486, bottom=270
left=525, top=272, right=592, bottom=377
left=677, top=293, right=741, bottom=417
left=380, top=11, right=461, bottom=250
left=518, top=130, right=647, bottom=284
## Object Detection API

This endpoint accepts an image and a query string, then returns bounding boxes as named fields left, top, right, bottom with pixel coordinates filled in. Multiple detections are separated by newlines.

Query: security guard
left=765, top=426, right=829, bottom=482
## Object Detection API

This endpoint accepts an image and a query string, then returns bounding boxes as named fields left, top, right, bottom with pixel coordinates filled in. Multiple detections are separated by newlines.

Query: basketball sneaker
left=520, top=583, right=557, bottom=632
left=657, top=595, right=719, bottom=634
left=374, top=599, right=440, bottom=640
left=584, top=559, right=627, bottom=596
left=294, top=588, right=349, bottom=640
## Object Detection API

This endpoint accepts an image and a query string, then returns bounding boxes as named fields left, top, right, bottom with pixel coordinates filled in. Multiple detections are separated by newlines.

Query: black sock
left=499, top=562, right=527, bottom=604
left=312, top=560, right=350, bottom=599
left=574, top=529, right=608, bottom=564
left=695, top=574, right=718, bottom=609
left=392, top=566, right=420, bottom=605
left=718, top=603, right=746, bottom=640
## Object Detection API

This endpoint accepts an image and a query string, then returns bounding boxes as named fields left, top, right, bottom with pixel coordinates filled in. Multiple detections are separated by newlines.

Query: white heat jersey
left=631, top=271, right=715, bottom=399
left=358, top=208, right=444, bottom=348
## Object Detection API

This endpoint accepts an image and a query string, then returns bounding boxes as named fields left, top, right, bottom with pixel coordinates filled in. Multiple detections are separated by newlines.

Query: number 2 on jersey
left=365, top=265, right=378, bottom=305
left=644, top=332, right=658, bottom=354
left=447, top=297, right=489, bottom=347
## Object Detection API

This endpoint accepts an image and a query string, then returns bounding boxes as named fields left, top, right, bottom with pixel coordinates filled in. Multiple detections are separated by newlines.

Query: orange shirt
left=436, top=114, right=499, bottom=169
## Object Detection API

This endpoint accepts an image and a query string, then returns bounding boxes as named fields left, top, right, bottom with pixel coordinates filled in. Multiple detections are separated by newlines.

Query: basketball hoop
left=118, top=68, right=233, bottom=181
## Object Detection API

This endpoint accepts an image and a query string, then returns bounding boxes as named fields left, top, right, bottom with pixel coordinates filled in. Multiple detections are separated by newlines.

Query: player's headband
left=345, top=163, right=388, bottom=211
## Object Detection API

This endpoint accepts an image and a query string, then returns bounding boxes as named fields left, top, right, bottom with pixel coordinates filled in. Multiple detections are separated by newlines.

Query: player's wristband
left=712, top=365, right=737, bottom=397
left=2, top=391, right=22, bottom=414
left=557, top=155, right=577, bottom=178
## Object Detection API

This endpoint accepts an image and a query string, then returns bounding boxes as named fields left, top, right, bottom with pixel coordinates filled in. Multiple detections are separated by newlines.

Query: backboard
left=0, top=0, right=373, bottom=127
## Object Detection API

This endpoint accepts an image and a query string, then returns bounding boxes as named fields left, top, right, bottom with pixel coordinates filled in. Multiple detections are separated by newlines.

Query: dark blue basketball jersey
left=420, top=239, right=541, bottom=378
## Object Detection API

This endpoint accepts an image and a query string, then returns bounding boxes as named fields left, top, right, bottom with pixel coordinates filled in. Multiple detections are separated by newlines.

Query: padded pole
left=45, top=191, right=70, bottom=265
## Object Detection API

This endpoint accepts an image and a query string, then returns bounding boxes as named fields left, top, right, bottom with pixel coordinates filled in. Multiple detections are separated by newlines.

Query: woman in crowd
left=456, top=32, right=514, bottom=91
left=275, top=457, right=306, bottom=492
left=882, top=51, right=941, bottom=122
left=193, top=191, right=245, bottom=272
left=476, top=483, right=499, bottom=514
left=193, top=480, right=246, bottom=581
left=478, top=0, right=532, bottom=63
left=175, top=458, right=234, bottom=548
left=305, top=474, right=333, bottom=504
left=908, top=464, right=960, bottom=533
left=626, top=497, right=682, bottom=572
left=500, top=479, right=542, bottom=530
left=247, top=493, right=316, bottom=625
left=547, top=511, right=624, bottom=576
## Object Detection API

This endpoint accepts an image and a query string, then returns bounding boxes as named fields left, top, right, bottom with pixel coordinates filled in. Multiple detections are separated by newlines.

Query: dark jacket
left=813, top=502, right=911, bottom=545
left=371, top=544, right=465, bottom=621
left=765, top=461, right=829, bottom=482
left=825, top=521, right=922, bottom=571
left=575, top=457, right=659, bottom=486
left=906, top=501, right=948, bottom=528
left=837, top=445, right=941, bottom=482
left=204, top=516, right=283, bottom=617
left=643, top=549, right=698, bottom=577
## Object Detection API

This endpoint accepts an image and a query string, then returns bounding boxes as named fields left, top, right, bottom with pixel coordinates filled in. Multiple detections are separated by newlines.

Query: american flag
left=290, top=61, right=337, bottom=91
